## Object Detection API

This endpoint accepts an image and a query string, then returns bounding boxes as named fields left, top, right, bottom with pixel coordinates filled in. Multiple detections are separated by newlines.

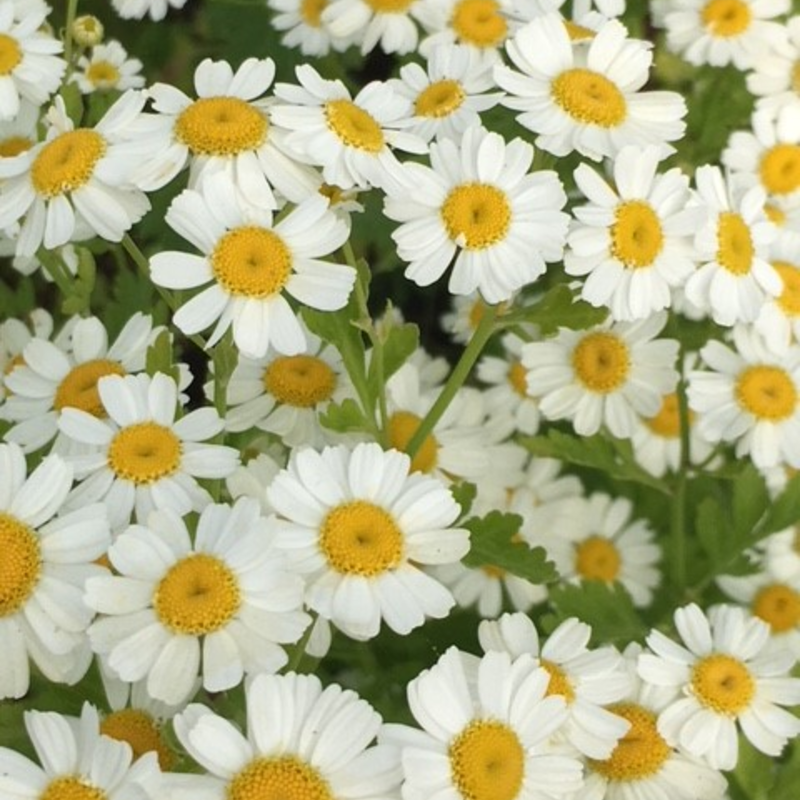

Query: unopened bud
left=72, top=15, right=104, bottom=47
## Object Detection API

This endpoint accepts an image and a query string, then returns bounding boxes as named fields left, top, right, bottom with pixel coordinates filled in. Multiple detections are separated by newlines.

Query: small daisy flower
left=57, top=372, right=240, bottom=530
left=0, top=306, right=52, bottom=399
left=638, top=602, right=800, bottom=769
left=226, top=452, right=284, bottom=516
left=322, top=0, right=425, bottom=54
left=496, top=14, right=687, bottom=161
left=271, top=64, right=427, bottom=191
left=0, top=443, right=110, bottom=700
left=0, top=0, right=65, bottom=120
left=111, top=0, right=188, bottom=21
left=763, top=525, right=800, bottom=583
left=382, top=646, right=584, bottom=800
left=0, top=92, right=151, bottom=257
left=0, top=94, right=38, bottom=158
left=72, top=40, right=145, bottom=94
left=687, top=325, right=800, bottom=469
left=754, top=234, right=800, bottom=352
left=384, top=125, right=569, bottom=303
left=150, top=172, right=355, bottom=359
left=684, top=164, right=780, bottom=326
left=663, top=0, right=790, bottom=70
left=267, top=442, right=470, bottom=640
left=86, top=499, right=310, bottom=705
left=267, top=0, right=353, bottom=56
left=172, top=671, right=400, bottom=800
left=523, top=312, right=680, bottom=439
left=440, top=291, right=494, bottom=344
left=566, top=145, right=702, bottom=321
left=746, top=16, right=800, bottom=108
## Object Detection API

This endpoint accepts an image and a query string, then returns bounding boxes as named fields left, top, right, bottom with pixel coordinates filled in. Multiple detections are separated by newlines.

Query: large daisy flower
left=0, top=442, right=110, bottom=700
left=384, top=125, right=568, bottom=303
left=267, top=0, right=353, bottom=56
left=746, top=15, right=800, bottom=109
left=496, top=14, right=687, bottom=161
left=638, top=602, right=800, bottom=769
left=266, top=442, right=470, bottom=640
left=150, top=172, right=355, bottom=359
left=57, top=372, right=239, bottom=530
left=322, top=0, right=426, bottom=54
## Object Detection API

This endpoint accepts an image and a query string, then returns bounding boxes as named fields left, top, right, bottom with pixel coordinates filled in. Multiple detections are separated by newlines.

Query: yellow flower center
left=564, top=20, right=595, bottom=41
left=154, top=553, right=241, bottom=635
left=415, top=79, right=466, bottom=118
left=690, top=653, right=755, bottom=715
left=300, top=0, right=327, bottom=26
left=481, top=564, right=506, bottom=579
left=53, top=359, right=126, bottom=417
left=774, top=261, right=800, bottom=317
left=31, top=129, right=107, bottom=198
left=263, top=355, right=336, bottom=407
left=589, top=703, right=670, bottom=781
left=448, top=720, right=525, bottom=800
left=0, top=33, right=21, bottom=75
left=451, top=0, right=508, bottom=48
left=572, top=332, right=631, bottom=393
left=716, top=211, right=754, bottom=275
left=645, top=392, right=689, bottom=438
left=39, top=777, right=106, bottom=800
left=760, top=144, right=800, bottom=196
left=541, top=659, right=575, bottom=703
left=319, top=500, right=403, bottom=576
left=211, top=226, right=292, bottom=298
left=324, top=100, right=384, bottom=153
left=0, top=135, right=33, bottom=158
left=752, top=583, right=800, bottom=633
left=551, top=68, right=627, bottom=128
left=228, top=756, right=333, bottom=800
left=508, top=361, right=528, bottom=397
left=469, top=298, right=486, bottom=330
left=0, top=512, right=41, bottom=618
left=87, top=60, right=121, bottom=90
left=575, top=535, right=621, bottom=582
left=702, top=0, right=752, bottom=37
left=100, top=709, right=175, bottom=770
left=365, top=0, right=415, bottom=11
left=791, top=60, right=800, bottom=95
left=175, top=97, right=268, bottom=156
left=441, top=183, right=511, bottom=250
left=611, top=200, right=664, bottom=268
left=764, top=203, right=786, bottom=226
left=735, top=365, right=798, bottom=421
left=388, top=410, right=439, bottom=473
left=107, top=422, right=183, bottom=484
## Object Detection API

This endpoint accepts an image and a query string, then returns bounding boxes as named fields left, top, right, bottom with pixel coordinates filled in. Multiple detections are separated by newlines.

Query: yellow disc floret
left=301, top=0, right=327, bottom=26
left=263, top=355, right=336, bottom=408
left=551, top=68, right=626, bottom=128
left=611, top=201, right=664, bottom=268
left=508, top=361, right=528, bottom=397
left=319, top=500, right=403, bottom=576
left=39, top=777, right=106, bottom=800
left=365, top=0, right=415, bottom=11
left=154, top=553, right=241, bottom=635
left=451, top=0, right=507, bottom=48
left=0, top=512, right=41, bottom=618
left=31, top=129, right=106, bottom=198
left=100, top=709, right=175, bottom=770
left=645, top=393, right=688, bottom=438
left=774, top=261, right=800, bottom=317
left=324, top=100, right=384, bottom=153
left=0, top=135, right=32, bottom=157
left=107, top=422, right=182, bottom=484
left=53, top=359, right=126, bottom=417
left=574, top=536, right=621, bottom=582
left=691, top=653, right=755, bottom=715
left=735, top=365, right=798, bottom=421
left=175, top=97, right=268, bottom=156
left=752, top=583, right=800, bottom=633
left=415, top=80, right=465, bottom=118
left=760, top=144, right=800, bottom=196
left=0, top=34, right=21, bottom=76
left=716, top=211, right=754, bottom=275
left=211, top=226, right=292, bottom=298
left=87, top=60, right=121, bottom=90
left=702, top=0, right=752, bottom=37
left=388, top=410, right=439, bottom=473
left=441, top=183, right=511, bottom=250
left=572, top=332, right=631, bottom=393
left=228, top=756, right=333, bottom=800
left=541, top=659, right=575, bottom=703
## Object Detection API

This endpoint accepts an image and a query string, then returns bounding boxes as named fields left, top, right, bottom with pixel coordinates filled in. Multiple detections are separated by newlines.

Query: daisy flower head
left=440, top=291, right=495, bottom=344
left=267, top=0, right=353, bottom=56
left=663, top=0, right=790, bottom=70
left=272, top=64, right=427, bottom=192
left=496, top=13, right=687, bottom=161
left=382, top=646, right=584, bottom=800
left=0, top=442, right=110, bottom=699
left=0, top=94, right=38, bottom=159
left=0, top=0, right=65, bottom=120
left=0, top=92, right=151, bottom=257
left=684, top=164, right=780, bottom=326
left=754, top=233, right=800, bottom=353
left=322, top=0, right=426, bottom=55
left=763, top=524, right=800, bottom=583
left=72, top=40, right=145, bottom=95
left=0, top=306, right=52, bottom=399
left=266, top=441, right=469, bottom=640
left=111, top=0, right=188, bottom=21
left=687, top=325, right=800, bottom=469
left=86, top=498, right=310, bottom=705
left=522, top=312, right=680, bottom=439
left=638, top=602, right=800, bottom=769
left=150, top=172, right=355, bottom=359
left=566, top=145, right=703, bottom=321
left=746, top=15, right=800, bottom=108
left=57, top=372, right=239, bottom=530
left=172, top=671, right=400, bottom=800
left=384, top=124, right=569, bottom=303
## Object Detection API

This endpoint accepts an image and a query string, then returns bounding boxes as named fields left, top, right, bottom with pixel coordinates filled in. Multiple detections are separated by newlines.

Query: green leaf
left=733, top=737, right=776, bottom=800
left=506, top=285, right=607, bottom=335
left=462, top=511, right=557, bottom=584
left=451, top=481, right=477, bottom=520
left=732, top=464, right=769, bottom=542
left=376, top=316, right=419, bottom=383
left=754, top=474, right=800, bottom=538
left=145, top=330, right=179, bottom=383
left=695, top=496, right=729, bottom=563
left=319, top=398, right=370, bottom=434
left=772, top=741, right=800, bottom=800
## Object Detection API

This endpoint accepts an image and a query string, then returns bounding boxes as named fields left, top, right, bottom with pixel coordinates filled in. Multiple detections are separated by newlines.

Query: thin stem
left=671, top=357, right=691, bottom=593
left=63, top=0, right=80, bottom=70
left=282, top=613, right=318, bottom=675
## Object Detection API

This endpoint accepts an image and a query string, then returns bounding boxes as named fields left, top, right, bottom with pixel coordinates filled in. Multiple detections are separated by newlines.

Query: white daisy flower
left=638, top=602, right=800, bottom=769
left=72, top=40, right=145, bottom=94
left=0, top=704, right=162, bottom=800
left=496, top=14, right=687, bottom=161
left=1, top=313, right=158, bottom=454
left=754, top=234, right=800, bottom=353
left=266, top=441, right=469, bottom=640
left=322, top=0, right=425, bottom=54
left=271, top=64, right=427, bottom=192
left=384, top=125, right=568, bottom=303
left=523, top=312, right=680, bottom=439
left=111, top=0, right=188, bottom=21
left=267, top=0, right=353, bottom=56
left=57, top=372, right=239, bottom=530
left=687, top=325, right=800, bottom=469
left=226, top=452, right=284, bottom=517
left=150, top=172, right=355, bottom=359
left=171, top=671, right=400, bottom=800
left=0, top=0, right=65, bottom=120
left=0, top=92, right=150, bottom=257
left=86, top=499, right=309, bottom=705
left=763, top=525, right=800, bottom=583
left=0, top=306, right=52, bottom=399
left=0, top=94, right=38, bottom=158
left=0, top=442, right=110, bottom=700
left=382, top=645, right=583, bottom=800
left=663, top=0, right=790, bottom=70
left=566, top=145, right=702, bottom=321
left=746, top=16, right=800, bottom=108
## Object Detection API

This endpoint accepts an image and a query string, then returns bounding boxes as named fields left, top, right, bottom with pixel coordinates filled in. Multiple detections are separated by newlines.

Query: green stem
left=37, top=248, right=74, bottom=298
left=671, top=358, right=691, bottom=593
left=63, top=0, right=80, bottom=70
left=282, top=613, right=318, bottom=675
left=406, top=303, right=498, bottom=460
